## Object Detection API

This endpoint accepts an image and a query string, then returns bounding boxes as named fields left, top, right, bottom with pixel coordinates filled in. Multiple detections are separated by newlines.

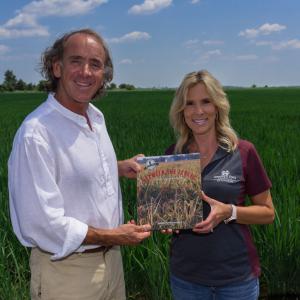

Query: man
left=8, top=28, right=151, bottom=300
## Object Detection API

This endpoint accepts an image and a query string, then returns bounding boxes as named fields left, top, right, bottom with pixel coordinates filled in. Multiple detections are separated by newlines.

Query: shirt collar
left=87, top=103, right=104, bottom=124
left=211, top=145, right=230, bottom=163
left=46, top=93, right=103, bottom=127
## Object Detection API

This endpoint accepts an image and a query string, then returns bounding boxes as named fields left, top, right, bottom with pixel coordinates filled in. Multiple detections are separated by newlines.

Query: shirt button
left=99, top=176, right=105, bottom=185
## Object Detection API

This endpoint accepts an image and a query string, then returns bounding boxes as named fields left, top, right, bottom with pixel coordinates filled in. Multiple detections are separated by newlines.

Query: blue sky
left=0, top=0, right=300, bottom=88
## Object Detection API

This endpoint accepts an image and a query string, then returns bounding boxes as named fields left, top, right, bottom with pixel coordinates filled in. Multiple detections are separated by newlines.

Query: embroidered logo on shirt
left=212, top=170, right=238, bottom=183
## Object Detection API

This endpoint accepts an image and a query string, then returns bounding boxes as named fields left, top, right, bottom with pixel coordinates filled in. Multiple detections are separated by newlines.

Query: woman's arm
left=193, top=190, right=275, bottom=233
left=235, top=190, right=275, bottom=224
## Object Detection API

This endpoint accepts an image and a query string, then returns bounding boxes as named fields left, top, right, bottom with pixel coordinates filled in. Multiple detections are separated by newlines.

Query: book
left=136, top=153, right=203, bottom=230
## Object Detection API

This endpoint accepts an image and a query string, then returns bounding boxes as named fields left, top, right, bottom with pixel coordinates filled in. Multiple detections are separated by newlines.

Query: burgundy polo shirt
left=166, top=140, right=272, bottom=286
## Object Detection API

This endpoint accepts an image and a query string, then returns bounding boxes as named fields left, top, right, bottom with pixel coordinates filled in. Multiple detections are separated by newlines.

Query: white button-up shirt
left=8, top=94, right=123, bottom=260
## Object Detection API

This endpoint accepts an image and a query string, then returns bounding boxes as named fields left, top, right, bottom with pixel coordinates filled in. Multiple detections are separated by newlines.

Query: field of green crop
left=0, top=89, right=299, bottom=299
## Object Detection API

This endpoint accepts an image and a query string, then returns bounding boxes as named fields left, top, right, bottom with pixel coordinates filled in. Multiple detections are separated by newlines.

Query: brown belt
left=83, top=246, right=112, bottom=254
left=37, top=246, right=112, bottom=255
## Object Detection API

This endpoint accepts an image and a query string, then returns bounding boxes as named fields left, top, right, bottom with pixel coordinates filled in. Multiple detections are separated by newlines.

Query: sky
left=0, top=0, right=300, bottom=88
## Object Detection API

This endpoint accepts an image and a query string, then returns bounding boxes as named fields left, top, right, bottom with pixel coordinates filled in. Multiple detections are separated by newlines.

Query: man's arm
left=84, top=223, right=151, bottom=246
left=118, top=154, right=144, bottom=178
left=8, top=135, right=88, bottom=260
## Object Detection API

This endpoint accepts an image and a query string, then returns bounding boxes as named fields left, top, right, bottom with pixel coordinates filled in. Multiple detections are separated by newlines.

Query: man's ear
left=52, top=60, right=62, bottom=78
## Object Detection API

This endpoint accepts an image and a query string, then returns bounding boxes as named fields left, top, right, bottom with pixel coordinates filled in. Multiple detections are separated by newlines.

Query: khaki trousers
left=30, top=247, right=126, bottom=300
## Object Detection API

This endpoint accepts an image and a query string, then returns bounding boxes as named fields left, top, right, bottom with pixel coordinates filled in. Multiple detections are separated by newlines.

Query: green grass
left=0, top=89, right=299, bottom=299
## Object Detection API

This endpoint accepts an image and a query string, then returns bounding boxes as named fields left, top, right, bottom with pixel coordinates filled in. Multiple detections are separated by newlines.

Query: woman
left=166, top=70, right=275, bottom=300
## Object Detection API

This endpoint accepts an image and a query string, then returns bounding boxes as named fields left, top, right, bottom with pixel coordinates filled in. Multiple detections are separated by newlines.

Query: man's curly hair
left=40, top=28, right=113, bottom=99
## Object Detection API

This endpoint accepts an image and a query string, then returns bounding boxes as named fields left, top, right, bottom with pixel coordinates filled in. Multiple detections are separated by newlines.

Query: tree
left=37, top=80, right=48, bottom=92
left=26, top=83, right=35, bottom=91
left=16, top=79, right=27, bottom=91
left=119, top=83, right=135, bottom=90
left=251, top=84, right=257, bottom=88
left=126, top=84, right=135, bottom=90
left=3, top=70, right=17, bottom=91
left=119, top=83, right=126, bottom=89
left=108, top=82, right=117, bottom=90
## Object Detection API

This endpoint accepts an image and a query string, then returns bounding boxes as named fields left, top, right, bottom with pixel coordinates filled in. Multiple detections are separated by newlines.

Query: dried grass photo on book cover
left=137, top=153, right=203, bottom=230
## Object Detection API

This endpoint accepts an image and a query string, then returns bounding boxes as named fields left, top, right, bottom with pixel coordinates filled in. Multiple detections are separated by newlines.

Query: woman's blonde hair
left=169, top=70, right=238, bottom=153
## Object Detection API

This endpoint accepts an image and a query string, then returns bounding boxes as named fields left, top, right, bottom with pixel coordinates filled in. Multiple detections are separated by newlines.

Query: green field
left=0, top=89, right=299, bottom=299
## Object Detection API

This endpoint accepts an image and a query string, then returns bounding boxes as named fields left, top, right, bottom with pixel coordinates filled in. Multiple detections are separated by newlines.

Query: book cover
left=136, top=153, right=203, bottom=230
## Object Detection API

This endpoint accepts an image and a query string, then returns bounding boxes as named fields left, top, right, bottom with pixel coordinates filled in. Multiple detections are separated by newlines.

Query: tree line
left=0, top=70, right=135, bottom=92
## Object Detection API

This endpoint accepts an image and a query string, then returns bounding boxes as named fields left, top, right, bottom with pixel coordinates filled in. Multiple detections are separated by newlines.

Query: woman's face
left=183, top=83, right=217, bottom=137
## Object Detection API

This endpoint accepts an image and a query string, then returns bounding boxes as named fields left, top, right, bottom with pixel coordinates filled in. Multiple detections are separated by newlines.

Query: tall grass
left=227, top=88, right=300, bottom=296
left=0, top=93, right=45, bottom=299
left=0, top=89, right=299, bottom=299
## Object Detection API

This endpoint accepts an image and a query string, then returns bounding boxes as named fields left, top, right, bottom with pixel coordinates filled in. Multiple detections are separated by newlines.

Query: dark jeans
left=170, top=274, right=259, bottom=300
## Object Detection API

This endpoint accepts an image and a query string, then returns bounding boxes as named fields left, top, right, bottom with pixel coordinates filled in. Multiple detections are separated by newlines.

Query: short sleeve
left=165, top=144, right=175, bottom=155
left=239, top=140, right=272, bottom=196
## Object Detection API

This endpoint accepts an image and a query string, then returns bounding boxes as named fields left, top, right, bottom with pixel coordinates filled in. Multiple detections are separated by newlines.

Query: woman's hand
left=161, top=228, right=180, bottom=235
left=193, top=191, right=232, bottom=234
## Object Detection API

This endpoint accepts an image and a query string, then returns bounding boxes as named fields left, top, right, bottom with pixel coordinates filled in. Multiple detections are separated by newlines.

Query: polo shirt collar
left=183, top=142, right=230, bottom=162
left=211, top=145, right=230, bottom=163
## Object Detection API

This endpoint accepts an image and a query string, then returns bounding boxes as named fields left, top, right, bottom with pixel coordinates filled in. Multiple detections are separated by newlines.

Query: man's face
left=52, top=33, right=106, bottom=112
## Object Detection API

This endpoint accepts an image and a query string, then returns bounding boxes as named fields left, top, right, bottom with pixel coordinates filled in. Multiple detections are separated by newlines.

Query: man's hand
left=107, top=223, right=151, bottom=245
left=84, top=223, right=151, bottom=246
left=118, top=154, right=144, bottom=179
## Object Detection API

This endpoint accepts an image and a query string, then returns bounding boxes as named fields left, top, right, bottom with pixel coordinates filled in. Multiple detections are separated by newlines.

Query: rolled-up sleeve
left=9, top=134, right=88, bottom=260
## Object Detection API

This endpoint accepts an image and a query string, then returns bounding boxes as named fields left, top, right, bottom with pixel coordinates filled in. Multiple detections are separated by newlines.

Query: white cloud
left=236, top=54, right=258, bottom=61
left=255, top=40, right=273, bottom=47
left=206, top=49, right=221, bottom=55
left=194, top=49, right=222, bottom=64
left=259, top=23, right=286, bottom=35
left=201, top=49, right=221, bottom=60
left=119, top=59, right=133, bottom=64
left=239, top=23, right=286, bottom=39
left=128, top=0, right=172, bottom=15
left=203, top=40, right=224, bottom=46
left=254, top=39, right=300, bottom=50
left=184, top=39, right=224, bottom=49
left=265, top=55, right=280, bottom=63
left=0, top=27, right=48, bottom=39
left=0, top=44, right=9, bottom=55
left=239, top=28, right=258, bottom=39
left=16, top=0, right=108, bottom=18
left=272, top=39, right=300, bottom=50
left=0, top=52, right=39, bottom=62
left=108, top=31, right=151, bottom=44
left=183, top=39, right=199, bottom=48
left=0, top=0, right=108, bottom=39
left=5, top=13, right=38, bottom=28
left=191, top=0, right=200, bottom=4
